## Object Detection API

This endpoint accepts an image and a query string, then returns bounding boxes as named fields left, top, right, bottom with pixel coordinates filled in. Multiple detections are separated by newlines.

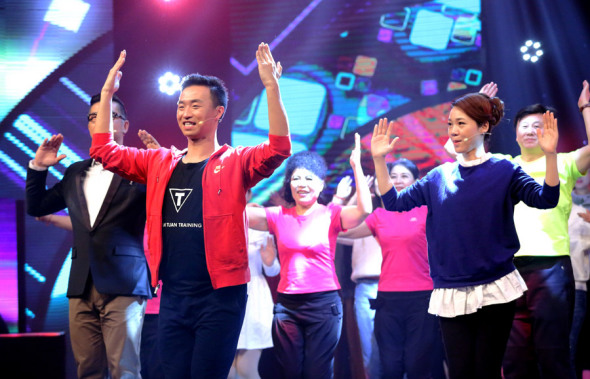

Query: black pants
left=141, top=313, right=165, bottom=379
left=272, top=291, right=342, bottom=379
left=503, top=256, right=576, bottom=379
left=158, top=285, right=247, bottom=379
left=373, top=290, right=443, bottom=379
left=439, top=300, right=516, bottom=379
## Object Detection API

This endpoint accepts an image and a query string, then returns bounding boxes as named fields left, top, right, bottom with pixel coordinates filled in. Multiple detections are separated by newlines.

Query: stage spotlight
left=158, top=72, right=181, bottom=95
left=520, top=40, right=543, bottom=63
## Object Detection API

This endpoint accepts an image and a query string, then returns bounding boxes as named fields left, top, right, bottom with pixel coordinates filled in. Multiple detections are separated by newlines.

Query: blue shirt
left=381, top=157, right=560, bottom=289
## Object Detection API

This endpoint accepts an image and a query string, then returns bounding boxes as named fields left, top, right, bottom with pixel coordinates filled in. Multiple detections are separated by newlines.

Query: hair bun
left=489, top=97, right=505, bottom=127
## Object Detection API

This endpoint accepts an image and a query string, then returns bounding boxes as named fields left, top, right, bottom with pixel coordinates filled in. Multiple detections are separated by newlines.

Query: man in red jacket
left=89, top=43, right=291, bottom=378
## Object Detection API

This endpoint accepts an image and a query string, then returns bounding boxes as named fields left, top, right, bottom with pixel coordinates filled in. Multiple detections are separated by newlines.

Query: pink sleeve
left=364, top=211, right=378, bottom=237
left=264, top=206, right=281, bottom=236
left=327, top=203, right=344, bottom=233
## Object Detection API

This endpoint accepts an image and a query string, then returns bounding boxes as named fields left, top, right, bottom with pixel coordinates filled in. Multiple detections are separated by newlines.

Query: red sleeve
left=239, top=135, right=291, bottom=188
left=90, top=132, right=155, bottom=184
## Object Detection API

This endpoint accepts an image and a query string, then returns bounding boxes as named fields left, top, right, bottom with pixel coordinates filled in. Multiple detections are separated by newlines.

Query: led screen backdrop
left=228, top=0, right=483, bottom=203
left=0, top=0, right=114, bottom=335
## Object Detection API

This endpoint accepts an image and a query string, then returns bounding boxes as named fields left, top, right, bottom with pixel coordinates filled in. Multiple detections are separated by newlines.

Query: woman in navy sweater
left=370, top=93, right=560, bottom=379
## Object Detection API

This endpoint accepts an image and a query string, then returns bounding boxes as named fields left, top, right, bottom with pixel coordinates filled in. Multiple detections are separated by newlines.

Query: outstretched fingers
left=538, top=111, right=558, bottom=154
left=479, top=82, right=498, bottom=98
left=371, top=118, right=398, bottom=158
left=256, top=42, right=281, bottom=85
left=112, top=50, right=126, bottom=72
left=45, top=134, right=64, bottom=149
left=103, top=50, right=126, bottom=94
left=542, top=110, right=557, bottom=132
left=350, top=132, right=362, bottom=168
left=579, top=80, right=590, bottom=107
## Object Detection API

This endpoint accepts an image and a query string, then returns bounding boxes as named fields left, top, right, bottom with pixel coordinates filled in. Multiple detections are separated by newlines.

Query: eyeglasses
left=87, top=111, right=127, bottom=122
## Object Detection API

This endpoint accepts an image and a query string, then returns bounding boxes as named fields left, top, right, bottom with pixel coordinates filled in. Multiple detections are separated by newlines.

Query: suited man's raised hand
left=34, top=134, right=67, bottom=168
left=138, top=129, right=161, bottom=149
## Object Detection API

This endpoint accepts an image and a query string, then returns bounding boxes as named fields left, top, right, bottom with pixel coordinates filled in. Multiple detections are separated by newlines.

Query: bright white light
left=158, top=72, right=181, bottom=96
left=520, top=40, right=543, bottom=63
left=44, top=0, right=90, bottom=33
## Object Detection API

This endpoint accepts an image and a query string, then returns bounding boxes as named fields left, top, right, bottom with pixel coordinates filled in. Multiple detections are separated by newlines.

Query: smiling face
left=289, top=167, right=325, bottom=207
left=516, top=113, right=543, bottom=151
left=447, top=106, right=489, bottom=161
left=176, top=85, right=223, bottom=140
left=390, top=164, right=416, bottom=192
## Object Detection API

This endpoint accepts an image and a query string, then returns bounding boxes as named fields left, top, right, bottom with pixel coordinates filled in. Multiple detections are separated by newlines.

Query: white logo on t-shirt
left=169, top=188, right=193, bottom=212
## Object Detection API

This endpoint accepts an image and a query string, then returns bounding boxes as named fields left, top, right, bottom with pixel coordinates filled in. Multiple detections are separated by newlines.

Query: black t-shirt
left=160, top=158, right=212, bottom=295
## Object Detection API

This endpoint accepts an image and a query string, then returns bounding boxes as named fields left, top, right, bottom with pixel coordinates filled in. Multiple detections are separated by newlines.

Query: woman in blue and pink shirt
left=340, top=158, right=444, bottom=378
left=247, top=134, right=372, bottom=379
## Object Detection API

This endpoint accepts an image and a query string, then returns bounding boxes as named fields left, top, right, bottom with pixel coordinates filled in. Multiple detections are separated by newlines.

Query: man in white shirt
left=26, top=94, right=151, bottom=379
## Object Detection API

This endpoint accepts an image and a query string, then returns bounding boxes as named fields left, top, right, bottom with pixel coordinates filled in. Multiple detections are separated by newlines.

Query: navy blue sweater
left=381, top=157, right=560, bottom=289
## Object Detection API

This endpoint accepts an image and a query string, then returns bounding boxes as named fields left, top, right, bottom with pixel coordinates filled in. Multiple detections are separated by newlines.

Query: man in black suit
left=26, top=94, right=151, bottom=378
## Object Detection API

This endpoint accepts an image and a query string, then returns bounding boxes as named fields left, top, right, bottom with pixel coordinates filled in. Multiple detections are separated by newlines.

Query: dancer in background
left=247, top=134, right=372, bottom=379
left=339, top=158, right=444, bottom=379
left=371, top=92, right=560, bottom=378
left=334, top=175, right=382, bottom=379
left=568, top=176, right=590, bottom=376
left=501, top=81, right=590, bottom=379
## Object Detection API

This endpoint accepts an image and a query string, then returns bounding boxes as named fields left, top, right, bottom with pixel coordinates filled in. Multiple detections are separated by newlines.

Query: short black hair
left=386, top=158, right=419, bottom=180
left=180, top=74, right=228, bottom=121
left=281, top=151, right=329, bottom=205
left=514, top=104, right=557, bottom=128
left=90, top=93, right=128, bottom=119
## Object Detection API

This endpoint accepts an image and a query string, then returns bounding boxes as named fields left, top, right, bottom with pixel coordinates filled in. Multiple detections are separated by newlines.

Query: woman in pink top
left=247, top=134, right=372, bottom=379
left=341, top=158, right=443, bottom=379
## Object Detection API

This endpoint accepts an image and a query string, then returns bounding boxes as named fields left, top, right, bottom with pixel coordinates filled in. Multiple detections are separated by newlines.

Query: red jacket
left=90, top=133, right=291, bottom=289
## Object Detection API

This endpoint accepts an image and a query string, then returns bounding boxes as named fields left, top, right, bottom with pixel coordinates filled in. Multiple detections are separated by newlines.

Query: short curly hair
left=281, top=151, right=329, bottom=205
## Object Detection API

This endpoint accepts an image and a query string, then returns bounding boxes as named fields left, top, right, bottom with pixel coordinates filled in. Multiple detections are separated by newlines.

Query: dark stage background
left=1, top=0, right=590, bottom=377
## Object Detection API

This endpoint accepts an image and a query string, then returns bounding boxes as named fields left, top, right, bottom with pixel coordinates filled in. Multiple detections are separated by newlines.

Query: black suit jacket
left=26, top=159, right=151, bottom=298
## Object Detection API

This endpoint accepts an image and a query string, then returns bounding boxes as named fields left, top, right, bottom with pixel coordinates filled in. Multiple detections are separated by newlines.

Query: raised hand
left=102, top=50, right=126, bottom=95
left=538, top=111, right=558, bottom=155
left=138, top=129, right=161, bottom=149
left=365, top=174, right=375, bottom=190
left=578, top=209, right=590, bottom=224
left=256, top=43, right=282, bottom=89
left=34, top=134, right=67, bottom=168
left=579, top=80, right=590, bottom=109
left=335, top=176, right=353, bottom=201
left=371, top=118, right=398, bottom=159
left=260, top=234, right=277, bottom=267
left=350, top=132, right=362, bottom=170
left=479, top=82, right=498, bottom=98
